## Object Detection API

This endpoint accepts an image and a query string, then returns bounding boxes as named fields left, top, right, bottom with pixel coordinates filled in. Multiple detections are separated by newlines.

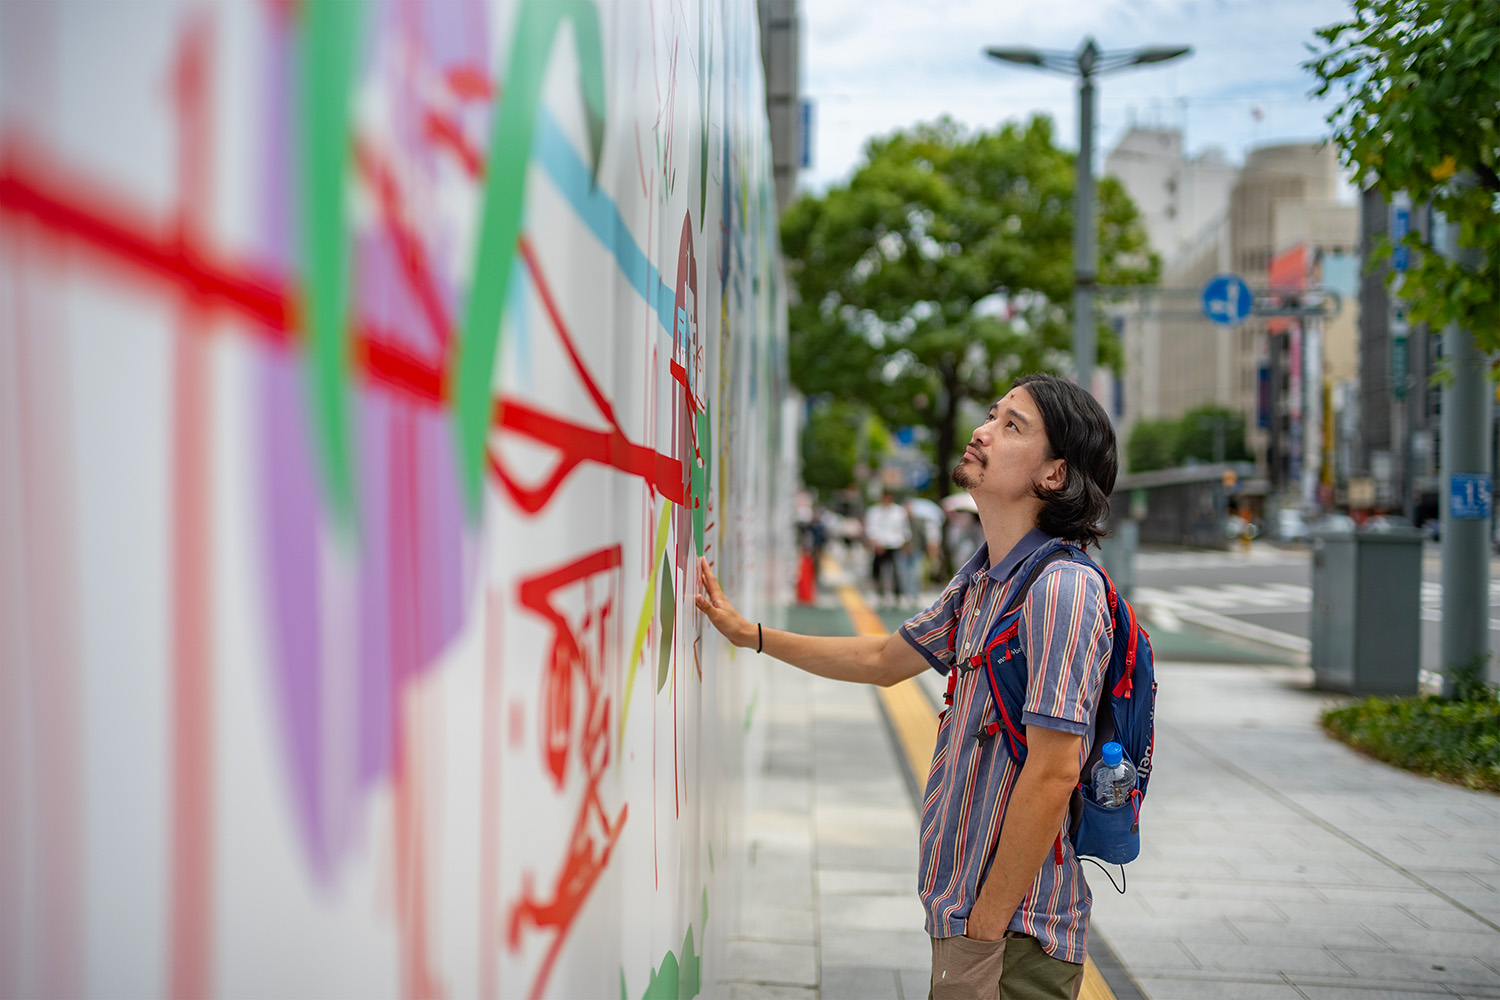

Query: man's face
left=950, top=386, right=1064, bottom=504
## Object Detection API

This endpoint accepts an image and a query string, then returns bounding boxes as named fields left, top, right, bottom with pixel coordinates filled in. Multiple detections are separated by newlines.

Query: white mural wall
left=0, top=1, right=793, bottom=997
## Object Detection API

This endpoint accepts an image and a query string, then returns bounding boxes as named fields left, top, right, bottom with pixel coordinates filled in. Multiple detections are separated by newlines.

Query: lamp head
left=985, top=46, right=1044, bottom=66
left=1132, top=45, right=1192, bottom=65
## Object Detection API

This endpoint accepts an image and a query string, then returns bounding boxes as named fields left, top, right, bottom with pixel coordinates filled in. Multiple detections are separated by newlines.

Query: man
left=696, top=373, right=1117, bottom=1000
left=864, top=490, right=912, bottom=608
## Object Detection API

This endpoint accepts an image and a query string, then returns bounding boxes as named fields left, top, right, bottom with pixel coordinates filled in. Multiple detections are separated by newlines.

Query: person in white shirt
left=864, top=491, right=912, bottom=608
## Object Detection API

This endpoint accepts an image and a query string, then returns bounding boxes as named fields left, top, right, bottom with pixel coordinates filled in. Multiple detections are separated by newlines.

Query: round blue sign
left=1202, top=274, right=1253, bottom=325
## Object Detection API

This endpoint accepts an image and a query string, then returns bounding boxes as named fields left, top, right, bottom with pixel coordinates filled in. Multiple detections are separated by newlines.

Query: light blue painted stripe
left=533, top=110, right=678, bottom=341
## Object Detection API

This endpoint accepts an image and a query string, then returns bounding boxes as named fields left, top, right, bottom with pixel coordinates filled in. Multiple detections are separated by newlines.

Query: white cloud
left=800, top=0, right=1354, bottom=190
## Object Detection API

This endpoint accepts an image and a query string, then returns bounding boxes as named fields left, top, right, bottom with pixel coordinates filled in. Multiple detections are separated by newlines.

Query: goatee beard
left=951, top=463, right=980, bottom=490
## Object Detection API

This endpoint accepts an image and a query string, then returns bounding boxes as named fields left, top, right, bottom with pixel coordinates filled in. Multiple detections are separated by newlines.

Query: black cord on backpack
left=1081, top=857, right=1127, bottom=894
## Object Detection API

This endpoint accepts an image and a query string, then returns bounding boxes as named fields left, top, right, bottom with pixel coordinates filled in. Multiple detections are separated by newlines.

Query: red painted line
left=352, top=138, right=455, bottom=352
left=0, top=140, right=463, bottom=413
left=0, top=142, right=699, bottom=524
left=517, top=236, right=617, bottom=427
left=167, top=19, right=214, bottom=998
left=479, top=592, right=503, bottom=1000
left=169, top=330, right=214, bottom=1000
left=0, top=143, right=292, bottom=340
left=634, top=125, right=649, bottom=200
left=423, top=110, right=483, bottom=180
left=491, top=399, right=685, bottom=512
left=509, top=547, right=626, bottom=1000
left=360, top=327, right=446, bottom=403
left=13, top=220, right=84, bottom=1000
left=445, top=65, right=493, bottom=101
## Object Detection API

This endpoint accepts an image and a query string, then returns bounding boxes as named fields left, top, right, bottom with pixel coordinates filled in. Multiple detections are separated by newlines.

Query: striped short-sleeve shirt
left=898, top=528, right=1112, bottom=964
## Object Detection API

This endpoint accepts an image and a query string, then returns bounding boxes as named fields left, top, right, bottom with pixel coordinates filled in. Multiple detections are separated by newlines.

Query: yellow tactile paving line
left=829, top=575, right=1117, bottom=1000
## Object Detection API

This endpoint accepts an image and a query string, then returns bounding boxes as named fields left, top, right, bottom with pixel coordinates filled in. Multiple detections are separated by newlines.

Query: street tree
left=800, top=399, right=889, bottom=500
left=1126, top=418, right=1179, bottom=474
left=1308, top=0, right=1500, bottom=352
left=1177, top=405, right=1251, bottom=465
left=781, top=116, right=1158, bottom=490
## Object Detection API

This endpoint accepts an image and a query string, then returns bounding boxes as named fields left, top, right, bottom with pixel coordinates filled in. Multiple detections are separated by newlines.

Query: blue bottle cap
left=1100, top=742, right=1123, bottom=767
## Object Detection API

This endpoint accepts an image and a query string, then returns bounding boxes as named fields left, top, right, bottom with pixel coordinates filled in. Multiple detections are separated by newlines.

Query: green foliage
left=1126, top=405, right=1249, bottom=472
left=1307, top=0, right=1500, bottom=353
left=1177, top=405, right=1251, bottom=465
left=782, top=116, right=1158, bottom=483
left=1449, top=654, right=1497, bottom=704
left=1126, top=419, right=1180, bottom=473
left=1322, top=667, right=1500, bottom=793
left=800, top=399, right=889, bottom=498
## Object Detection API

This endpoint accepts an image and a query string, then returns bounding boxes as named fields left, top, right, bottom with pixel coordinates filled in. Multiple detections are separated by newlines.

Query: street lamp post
left=986, top=38, right=1191, bottom=400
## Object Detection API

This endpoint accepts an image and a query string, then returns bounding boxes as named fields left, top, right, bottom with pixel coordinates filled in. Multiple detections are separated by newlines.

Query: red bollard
left=796, top=551, right=815, bottom=604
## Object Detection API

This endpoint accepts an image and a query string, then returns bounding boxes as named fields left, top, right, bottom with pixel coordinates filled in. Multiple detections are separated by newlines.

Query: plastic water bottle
left=1091, top=742, right=1137, bottom=808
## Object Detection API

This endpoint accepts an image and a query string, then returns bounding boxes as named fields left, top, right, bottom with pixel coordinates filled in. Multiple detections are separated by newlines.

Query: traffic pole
left=1435, top=177, right=1494, bottom=693
left=1389, top=193, right=1415, bottom=523
left=1072, top=46, right=1097, bottom=397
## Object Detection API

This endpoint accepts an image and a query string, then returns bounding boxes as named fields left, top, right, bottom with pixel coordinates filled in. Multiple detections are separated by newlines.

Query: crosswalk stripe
left=1137, top=581, right=1500, bottom=623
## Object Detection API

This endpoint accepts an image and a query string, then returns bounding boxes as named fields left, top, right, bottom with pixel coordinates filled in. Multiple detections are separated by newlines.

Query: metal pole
left=1436, top=178, right=1493, bottom=692
left=1390, top=192, right=1415, bottom=523
left=1073, top=61, right=1097, bottom=396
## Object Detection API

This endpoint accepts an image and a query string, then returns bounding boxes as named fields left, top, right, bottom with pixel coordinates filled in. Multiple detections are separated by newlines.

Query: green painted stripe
left=453, top=1, right=606, bottom=516
left=300, top=0, right=364, bottom=528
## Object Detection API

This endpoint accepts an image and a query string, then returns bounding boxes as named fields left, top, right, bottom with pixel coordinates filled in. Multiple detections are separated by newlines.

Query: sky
left=799, top=0, right=1357, bottom=192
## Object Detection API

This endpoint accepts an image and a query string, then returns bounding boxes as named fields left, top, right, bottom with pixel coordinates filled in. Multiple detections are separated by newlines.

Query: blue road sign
left=1202, top=274, right=1253, bottom=325
left=1450, top=474, right=1492, bottom=520
left=1392, top=206, right=1411, bottom=272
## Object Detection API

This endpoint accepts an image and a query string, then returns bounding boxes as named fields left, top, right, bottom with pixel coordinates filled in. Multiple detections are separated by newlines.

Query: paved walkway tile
left=723, top=938, right=819, bottom=987
left=1091, top=663, right=1500, bottom=999
left=820, top=965, right=904, bottom=999
left=1131, top=976, right=1306, bottom=1000
left=730, top=587, right=1500, bottom=1000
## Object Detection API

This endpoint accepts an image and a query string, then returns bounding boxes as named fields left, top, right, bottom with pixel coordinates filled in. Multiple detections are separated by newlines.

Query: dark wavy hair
left=1014, top=373, right=1118, bottom=548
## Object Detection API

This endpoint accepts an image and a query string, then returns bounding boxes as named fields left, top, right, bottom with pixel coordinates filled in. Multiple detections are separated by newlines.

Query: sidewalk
left=723, top=566, right=1500, bottom=1000
left=1091, top=662, right=1500, bottom=1000
left=721, top=603, right=930, bottom=999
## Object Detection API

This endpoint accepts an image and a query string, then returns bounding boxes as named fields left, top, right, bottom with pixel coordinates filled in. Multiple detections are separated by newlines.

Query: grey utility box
left=1310, top=528, right=1423, bottom=695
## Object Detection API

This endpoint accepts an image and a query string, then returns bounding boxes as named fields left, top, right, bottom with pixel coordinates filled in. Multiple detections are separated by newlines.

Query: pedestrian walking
left=696, top=373, right=1118, bottom=1000
left=864, top=490, right=912, bottom=608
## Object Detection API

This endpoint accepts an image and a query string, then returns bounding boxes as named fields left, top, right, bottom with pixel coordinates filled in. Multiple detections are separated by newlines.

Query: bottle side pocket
left=1075, top=786, right=1140, bottom=864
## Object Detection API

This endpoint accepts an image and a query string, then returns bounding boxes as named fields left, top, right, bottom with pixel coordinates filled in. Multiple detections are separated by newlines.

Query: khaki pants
left=929, top=932, right=1083, bottom=1000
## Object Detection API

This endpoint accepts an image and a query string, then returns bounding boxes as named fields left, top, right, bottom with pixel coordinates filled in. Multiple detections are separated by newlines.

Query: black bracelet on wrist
left=757, top=622, right=763, bottom=654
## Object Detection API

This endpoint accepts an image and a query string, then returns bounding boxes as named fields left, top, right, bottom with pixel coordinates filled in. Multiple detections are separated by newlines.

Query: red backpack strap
left=981, top=649, right=1027, bottom=757
left=972, top=545, right=1078, bottom=758
left=1112, top=596, right=1139, bottom=699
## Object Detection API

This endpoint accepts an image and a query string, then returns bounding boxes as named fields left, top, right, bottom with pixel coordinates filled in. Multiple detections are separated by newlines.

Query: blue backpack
left=942, top=539, right=1156, bottom=872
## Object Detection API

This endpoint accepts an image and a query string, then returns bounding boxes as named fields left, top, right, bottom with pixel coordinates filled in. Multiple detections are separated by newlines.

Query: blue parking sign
left=1202, top=274, right=1253, bottom=325
left=1450, top=474, right=1492, bottom=520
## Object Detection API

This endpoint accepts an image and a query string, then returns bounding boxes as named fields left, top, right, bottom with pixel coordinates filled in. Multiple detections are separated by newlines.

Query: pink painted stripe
left=168, top=17, right=215, bottom=997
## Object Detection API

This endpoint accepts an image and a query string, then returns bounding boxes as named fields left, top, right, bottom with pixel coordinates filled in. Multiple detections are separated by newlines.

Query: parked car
left=1316, top=513, right=1357, bottom=534
left=1276, top=508, right=1310, bottom=542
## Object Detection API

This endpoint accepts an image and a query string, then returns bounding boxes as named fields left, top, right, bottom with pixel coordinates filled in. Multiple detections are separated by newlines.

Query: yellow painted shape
left=833, top=577, right=1117, bottom=1000
left=1079, top=953, right=1115, bottom=1000
left=620, top=502, right=675, bottom=749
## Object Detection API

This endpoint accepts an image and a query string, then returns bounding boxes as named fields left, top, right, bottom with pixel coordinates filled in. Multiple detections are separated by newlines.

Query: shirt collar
left=960, top=527, right=1055, bottom=584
